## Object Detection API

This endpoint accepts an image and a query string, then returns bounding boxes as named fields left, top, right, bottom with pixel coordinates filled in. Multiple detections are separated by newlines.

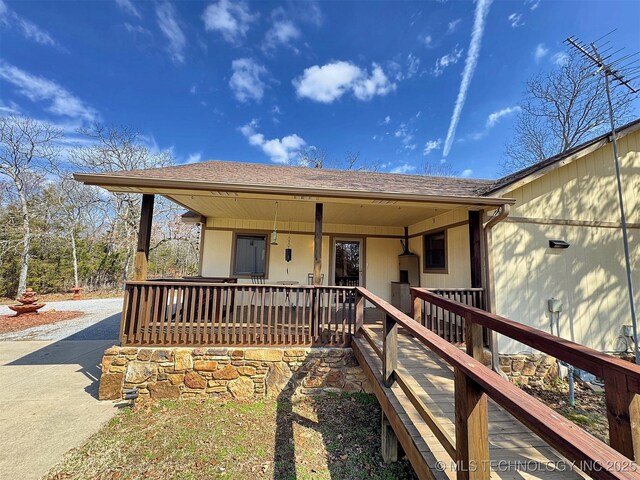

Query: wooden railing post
left=454, top=367, right=490, bottom=480
left=465, top=312, right=484, bottom=362
left=411, top=290, right=423, bottom=325
left=355, top=290, right=365, bottom=333
left=604, top=369, right=640, bottom=460
left=383, top=313, right=398, bottom=387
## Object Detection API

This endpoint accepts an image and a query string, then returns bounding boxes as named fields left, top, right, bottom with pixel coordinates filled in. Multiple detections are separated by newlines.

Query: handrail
left=411, top=288, right=640, bottom=384
left=124, top=280, right=356, bottom=290
left=356, top=286, right=640, bottom=479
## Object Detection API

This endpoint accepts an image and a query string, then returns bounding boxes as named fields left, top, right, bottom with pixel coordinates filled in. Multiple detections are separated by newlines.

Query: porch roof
left=74, top=160, right=514, bottom=209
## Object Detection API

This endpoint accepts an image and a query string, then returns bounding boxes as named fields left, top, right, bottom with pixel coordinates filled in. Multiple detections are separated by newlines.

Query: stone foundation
left=499, top=353, right=558, bottom=386
left=99, top=346, right=371, bottom=401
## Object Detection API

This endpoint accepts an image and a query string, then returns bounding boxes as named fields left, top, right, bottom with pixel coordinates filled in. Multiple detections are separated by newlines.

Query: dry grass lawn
left=45, top=393, right=417, bottom=480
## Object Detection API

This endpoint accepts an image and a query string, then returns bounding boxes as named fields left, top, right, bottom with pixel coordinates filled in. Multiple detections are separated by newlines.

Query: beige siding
left=408, top=209, right=472, bottom=289
left=494, top=129, right=640, bottom=353
left=366, top=237, right=404, bottom=301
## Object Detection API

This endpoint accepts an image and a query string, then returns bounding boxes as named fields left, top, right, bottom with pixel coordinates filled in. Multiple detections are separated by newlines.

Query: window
left=423, top=230, right=447, bottom=272
left=233, top=234, right=267, bottom=276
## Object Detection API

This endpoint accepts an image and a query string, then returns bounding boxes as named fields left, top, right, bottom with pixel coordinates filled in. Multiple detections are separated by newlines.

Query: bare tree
left=297, top=146, right=327, bottom=168
left=0, top=116, right=62, bottom=295
left=502, top=51, right=636, bottom=173
left=423, top=160, right=459, bottom=177
left=72, top=124, right=173, bottom=281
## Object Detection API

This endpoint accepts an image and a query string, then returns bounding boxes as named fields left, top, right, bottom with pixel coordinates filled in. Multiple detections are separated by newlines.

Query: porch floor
left=355, top=324, right=585, bottom=479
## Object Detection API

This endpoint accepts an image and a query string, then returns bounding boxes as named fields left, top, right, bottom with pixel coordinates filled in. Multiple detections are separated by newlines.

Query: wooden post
left=313, top=203, right=323, bottom=285
left=381, top=411, right=399, bottom=463
left=468, top=211, right=483, bottom=289
left=454, top=367, right=490, bottom=480
left=133, top=194, right=154, bottom=281
left=411, top=290, right=423, bottom=325
left=465, top=312, right=484, bottom=362
left=383, top=313, right=397, bottom=387
left=355, top=290, right=365, bottom=332
left=604, top=369, right=640, bottom=460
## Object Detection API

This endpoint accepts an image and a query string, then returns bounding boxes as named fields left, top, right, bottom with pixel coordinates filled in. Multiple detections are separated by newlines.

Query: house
left=74, top=118, right=640, bottom=357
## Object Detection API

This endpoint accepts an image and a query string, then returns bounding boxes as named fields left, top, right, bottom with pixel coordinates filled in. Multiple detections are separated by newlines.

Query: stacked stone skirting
left=99, top=346, right=372, bottom=401
left=499, top=354, right=558, bottom=386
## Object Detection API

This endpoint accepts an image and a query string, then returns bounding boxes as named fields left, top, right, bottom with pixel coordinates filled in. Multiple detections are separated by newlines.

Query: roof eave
left=73, top=173, right=515, bottom=208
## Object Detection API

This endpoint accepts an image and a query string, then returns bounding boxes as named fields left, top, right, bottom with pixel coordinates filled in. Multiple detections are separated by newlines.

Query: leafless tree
left=0, top=116, right=62, bottom=295
left=297, top=146, right=327, bottom=168
left=423, top=160, right=459, bottom=177
left=71, top=124, right=173, bottom=281
left=501, top=51, right=636, bottom=173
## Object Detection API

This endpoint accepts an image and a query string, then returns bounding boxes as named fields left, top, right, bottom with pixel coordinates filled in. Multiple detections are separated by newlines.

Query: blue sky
left=1, top=0, right=639, bottom=179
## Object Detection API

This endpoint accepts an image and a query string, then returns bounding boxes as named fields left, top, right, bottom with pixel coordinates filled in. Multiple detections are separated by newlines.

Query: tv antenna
left=566, top=32, right=640, bottom=363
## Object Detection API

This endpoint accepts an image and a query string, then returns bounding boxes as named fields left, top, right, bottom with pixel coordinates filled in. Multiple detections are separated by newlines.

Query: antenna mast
left=566, top=33, right=640, bottom=363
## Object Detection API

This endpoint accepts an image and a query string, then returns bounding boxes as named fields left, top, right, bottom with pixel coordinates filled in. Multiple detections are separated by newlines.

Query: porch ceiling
left=167, top=193, right=446, bottom=226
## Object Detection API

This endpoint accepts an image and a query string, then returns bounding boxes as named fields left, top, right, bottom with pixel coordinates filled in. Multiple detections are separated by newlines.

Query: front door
left=332, top=238, right=363, bottom=287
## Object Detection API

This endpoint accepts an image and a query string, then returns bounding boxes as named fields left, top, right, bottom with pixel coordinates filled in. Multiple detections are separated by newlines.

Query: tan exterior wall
left=408, top=209, right=472, bottom=289
left=494, top=129, right=640, bottom=353
left=200, top=215, right=473, bottom=302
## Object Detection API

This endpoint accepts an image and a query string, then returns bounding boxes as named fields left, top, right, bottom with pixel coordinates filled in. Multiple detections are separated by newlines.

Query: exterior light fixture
left=549, top=239, right=570, bottom=249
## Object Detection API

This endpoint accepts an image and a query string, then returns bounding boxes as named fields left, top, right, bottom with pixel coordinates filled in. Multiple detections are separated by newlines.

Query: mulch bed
left=0, top=310, right=84, bottom=334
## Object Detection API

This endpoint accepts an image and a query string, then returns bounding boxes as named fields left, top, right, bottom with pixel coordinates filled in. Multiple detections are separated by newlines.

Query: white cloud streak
left=0, top=0, right=58, bottom=47
left=486, top=106, right=521, bottom=128
left=156, top=2, right=186, bottom=64
left=390, top=163, right=416, bottom=174
left=229, top=58, right=268, bottom=103
left=508, top=13, right=523, bottom=28
left=0, top=61, right=98, bottom=122
left=293, top=61, right=395, bottom=103
left=423, top=139, right=442, bottom=156
left=240, top=119, right=306, bottom=164
left=115, top=0, right=141, bottom=18
left=442, top=0, right=493, bottom=157
left=432, top=46, right=463, bottom=76
left=202, top=0, right=257, bottom=44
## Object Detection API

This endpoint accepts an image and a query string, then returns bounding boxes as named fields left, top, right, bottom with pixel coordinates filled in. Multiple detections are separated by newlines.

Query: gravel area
left=0, top=297, right=123, bottom=342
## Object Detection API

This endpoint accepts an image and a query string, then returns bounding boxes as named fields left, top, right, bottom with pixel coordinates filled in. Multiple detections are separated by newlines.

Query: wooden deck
left=354, top=324, right=586, bottom=479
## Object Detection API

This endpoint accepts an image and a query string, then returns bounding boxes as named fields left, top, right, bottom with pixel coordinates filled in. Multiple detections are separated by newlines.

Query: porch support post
left=313, top=203, right=323, bottom=285
left=133, top=194, right=154, bottom=281
left=468, top=211, right=483, bottom=289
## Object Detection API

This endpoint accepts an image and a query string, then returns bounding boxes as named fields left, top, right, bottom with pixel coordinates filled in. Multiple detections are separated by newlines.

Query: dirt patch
left=44, top=394, right=417, bottom=480
left=0, top=310, right=84, bottom=334
left=520, top=380, right=608, bottom=443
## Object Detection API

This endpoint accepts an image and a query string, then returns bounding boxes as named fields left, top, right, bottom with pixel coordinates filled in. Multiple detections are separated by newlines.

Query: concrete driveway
left=0, top=298, right=123, bottom=480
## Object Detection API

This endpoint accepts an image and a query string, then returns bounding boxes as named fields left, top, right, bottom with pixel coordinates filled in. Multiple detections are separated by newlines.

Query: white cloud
left=185, top=153, right=202, bottom=164
left=461, top=169, right=473, bottom=178
left=202, top=0, right=257, bottom=44
left=115, top=0, right=141, bottom=18
left=390, top=163, right=416, bottom=174
left=551, top=51, right=569, bottom=66
left=433, top=46, right=463, bottom=76
left=406, top=53, right=420, bottom=79
left=423, top=139, right=442, bottom=156
left=419, top=34, right=434, bottom=48
left=239, top=119, right=306, bottom=164
left=508, top=13, right=523, bottom=27
left=486, top=106, right=521, bottom=128
left=382, top=115, right=391, bottom=125
left=0, top=61, right=98, bottom=122
left=526, top=0, right=541, bottom=11
left=394, top=123, right=416, bottom=151
left=534, top=43, right=548, bottom=62
left=124, top=23, right=151, bottom=36
left=293, top=61, right=395, bottom=103
left=443, top=0, right=493, bottom=157
left=447, top=18, right=462, bottom=34
left=264, top=15, right=300, bottom=51
left=229, top=58, right=268, bottom=103
left=156, top=2, right=186, bottom=64
left=0, top=0, right=58, bottom=47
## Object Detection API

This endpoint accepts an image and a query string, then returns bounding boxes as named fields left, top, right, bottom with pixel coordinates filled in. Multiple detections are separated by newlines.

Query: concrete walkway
left=0, top=298, right=123, bottom=480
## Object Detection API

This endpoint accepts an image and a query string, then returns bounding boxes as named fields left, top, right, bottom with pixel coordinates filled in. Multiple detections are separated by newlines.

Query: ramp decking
left=354, top=324, right=586, bottom=479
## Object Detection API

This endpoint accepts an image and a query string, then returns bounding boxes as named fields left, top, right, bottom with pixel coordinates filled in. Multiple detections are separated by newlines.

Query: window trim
left=423, top=229, right=448, bottom=274
left=230, top=232, right=270, bottom=278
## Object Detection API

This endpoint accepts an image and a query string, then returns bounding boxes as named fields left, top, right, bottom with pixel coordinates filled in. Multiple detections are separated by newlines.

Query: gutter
left=483, top=203, right=511, bottom=377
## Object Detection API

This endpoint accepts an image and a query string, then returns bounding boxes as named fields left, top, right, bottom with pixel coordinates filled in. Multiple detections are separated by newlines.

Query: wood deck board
left=355, top=326, right=587, bottom=479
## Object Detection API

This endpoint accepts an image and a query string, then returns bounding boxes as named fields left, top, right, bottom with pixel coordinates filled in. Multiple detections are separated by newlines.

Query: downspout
left=482, top=204, right=510, bottom=377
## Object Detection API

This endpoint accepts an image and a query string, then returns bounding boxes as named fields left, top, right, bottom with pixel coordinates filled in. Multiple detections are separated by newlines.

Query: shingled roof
left=76, top=160, right=495, bottom=198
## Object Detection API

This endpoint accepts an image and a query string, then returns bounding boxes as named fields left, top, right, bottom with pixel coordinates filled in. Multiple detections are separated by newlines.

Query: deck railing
left=121, top=281, right=355, bottom=347
left=355, top=287, right=640, bottom=478
left=416, top=287, right=485, bottom=344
